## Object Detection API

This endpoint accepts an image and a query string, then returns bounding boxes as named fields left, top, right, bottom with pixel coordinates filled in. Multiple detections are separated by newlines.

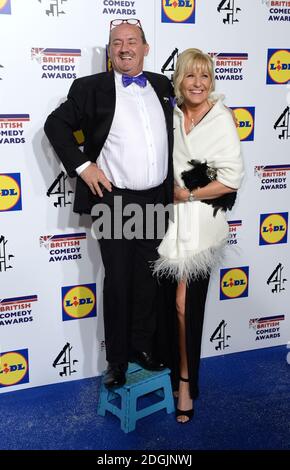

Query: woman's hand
left=174, top=184, right=190, bottom=204
left=174, top=180, right=235, bottom=204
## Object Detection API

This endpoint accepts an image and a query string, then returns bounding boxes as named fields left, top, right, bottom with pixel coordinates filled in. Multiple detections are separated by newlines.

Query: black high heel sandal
left=175, top=377, right=194, bottom=424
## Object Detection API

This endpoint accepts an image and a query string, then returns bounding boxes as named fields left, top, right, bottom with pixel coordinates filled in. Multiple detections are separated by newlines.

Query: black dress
left=155, top=274, right=210, bottom=400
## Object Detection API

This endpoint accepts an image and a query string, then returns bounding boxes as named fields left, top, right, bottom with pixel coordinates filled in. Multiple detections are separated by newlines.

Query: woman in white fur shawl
left=154, top=49, right=244, bottom=423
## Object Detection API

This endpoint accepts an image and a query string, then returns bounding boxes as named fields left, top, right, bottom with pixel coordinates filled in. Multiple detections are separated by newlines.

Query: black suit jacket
left=44, top=70, right=174, bottom=214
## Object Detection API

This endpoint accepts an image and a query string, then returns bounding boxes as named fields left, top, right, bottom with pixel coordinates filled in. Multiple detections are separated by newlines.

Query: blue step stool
left=97, top=363, right=175, bottom=433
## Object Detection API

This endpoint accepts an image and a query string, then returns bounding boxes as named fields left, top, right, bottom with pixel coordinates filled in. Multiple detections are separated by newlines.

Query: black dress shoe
left=103, top=363, right=127, bottom=389
left=130, top=351, right=166, bottom=371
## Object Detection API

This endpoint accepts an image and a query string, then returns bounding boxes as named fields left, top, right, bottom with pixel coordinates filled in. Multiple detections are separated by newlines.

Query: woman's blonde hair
left=173, top=48, right=215, bottom=105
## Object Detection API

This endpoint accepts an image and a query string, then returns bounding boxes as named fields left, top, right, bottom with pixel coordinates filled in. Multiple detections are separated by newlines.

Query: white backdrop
left=0, top=0, right=289, bottom=393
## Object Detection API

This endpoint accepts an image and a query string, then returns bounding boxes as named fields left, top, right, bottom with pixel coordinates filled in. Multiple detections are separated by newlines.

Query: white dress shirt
left=76, top=71, right=168, bottom=190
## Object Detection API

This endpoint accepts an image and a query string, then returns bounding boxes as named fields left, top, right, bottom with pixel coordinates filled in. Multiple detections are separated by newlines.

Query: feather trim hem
left=152, top=244, right=225, bottom=283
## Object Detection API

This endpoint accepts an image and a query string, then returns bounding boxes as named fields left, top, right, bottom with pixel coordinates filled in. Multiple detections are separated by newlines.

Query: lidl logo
left=106, top=45, right=112, bottom=72
left=0, top=0, right=11, bottom=15
left=0, top=349, right=29, bottom=388
left=161, top=0, right=195, bottom=24
left=259, top=212, right=288, bottom=245
left=266, top=49, right=290, bottom=85
left=62, top=284, right=96, bottom=321
left=0, top=173, right=22, bottom=212
left=220, top=266, right=249, bottom=300
left=231, top=107, right=255, bottom=141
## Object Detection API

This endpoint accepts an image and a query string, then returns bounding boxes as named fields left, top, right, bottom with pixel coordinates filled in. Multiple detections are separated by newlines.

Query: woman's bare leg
left=176, top=280, right=193, bottom=423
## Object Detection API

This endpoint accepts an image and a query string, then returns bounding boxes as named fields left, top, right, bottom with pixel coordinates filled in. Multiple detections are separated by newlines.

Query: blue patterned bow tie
left=122, top=73, right=147, bottom=88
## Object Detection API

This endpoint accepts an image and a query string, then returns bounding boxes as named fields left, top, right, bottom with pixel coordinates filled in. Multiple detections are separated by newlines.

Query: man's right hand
left=79, top=162, right=112, bottom=197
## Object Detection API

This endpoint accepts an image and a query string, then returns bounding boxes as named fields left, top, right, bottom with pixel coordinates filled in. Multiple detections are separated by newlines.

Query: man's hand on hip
left=79, top=162, right=112, bottom=197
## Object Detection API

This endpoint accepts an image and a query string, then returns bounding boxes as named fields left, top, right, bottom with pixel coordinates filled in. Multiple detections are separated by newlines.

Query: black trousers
left=96, top=184, right=167, bottom=365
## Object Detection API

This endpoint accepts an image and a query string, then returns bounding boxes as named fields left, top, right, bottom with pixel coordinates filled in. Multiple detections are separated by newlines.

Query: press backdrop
left=0, top=0, right=289, bottom=393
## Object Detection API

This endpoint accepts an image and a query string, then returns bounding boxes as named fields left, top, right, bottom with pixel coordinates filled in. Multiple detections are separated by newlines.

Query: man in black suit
left=44, top=19, right=173, bottom=388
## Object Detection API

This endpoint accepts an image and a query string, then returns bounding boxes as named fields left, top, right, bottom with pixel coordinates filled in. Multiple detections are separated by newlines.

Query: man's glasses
left=110, top=18, right=142, bottom=30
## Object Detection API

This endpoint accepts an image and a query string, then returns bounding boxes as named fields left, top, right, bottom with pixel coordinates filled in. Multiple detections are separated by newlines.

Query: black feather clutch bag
left=181, top=159, right=237, bottom=216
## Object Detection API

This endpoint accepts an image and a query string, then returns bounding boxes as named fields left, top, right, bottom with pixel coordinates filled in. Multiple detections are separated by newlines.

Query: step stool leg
left=120, top=389, right=131, bottom=433
left=126, top=389, right=138, bottom=433
left=97, top=384, right=109, bottom=416
left=163, top=376, right=175, bottom=414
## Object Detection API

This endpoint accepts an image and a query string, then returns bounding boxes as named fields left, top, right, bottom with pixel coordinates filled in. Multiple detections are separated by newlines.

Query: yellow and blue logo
left=0, top=0, right=11, bottom=15
left=220, top=266, right=249, bottom=300
left=0, top=349, right=29, bottom=388
left=106, top=45, right=112, bottom=72
left=161, top=0, right=195, bottom=24
left=0, top=173, right=22, bottom=212
left=231, top=107, right=255, bottom=141
left=266, top=49, right=290, bottom=85
left=62, top=283, right=96, bottom=321
left=259, top=212, right=288, bottom=245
